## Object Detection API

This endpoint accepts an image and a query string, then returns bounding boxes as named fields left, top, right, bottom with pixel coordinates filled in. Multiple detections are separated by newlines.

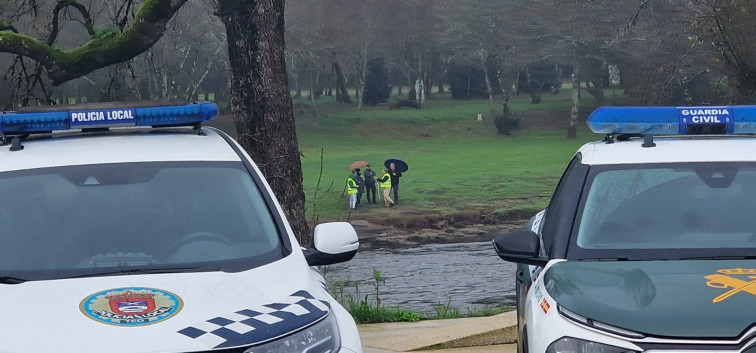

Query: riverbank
left=340, top=205, right=532, bottom=250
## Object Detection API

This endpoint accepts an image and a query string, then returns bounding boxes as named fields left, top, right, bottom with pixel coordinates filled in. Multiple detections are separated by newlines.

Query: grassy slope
left=210, top=86, right=626, bottom=227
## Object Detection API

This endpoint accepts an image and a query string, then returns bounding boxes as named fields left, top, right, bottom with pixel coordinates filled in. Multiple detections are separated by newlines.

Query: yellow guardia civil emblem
left=705, top=268, right=756, bottom=303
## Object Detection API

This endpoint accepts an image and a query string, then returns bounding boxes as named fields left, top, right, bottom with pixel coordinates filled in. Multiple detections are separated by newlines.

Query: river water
left=323, top=241, right=517, bottom=316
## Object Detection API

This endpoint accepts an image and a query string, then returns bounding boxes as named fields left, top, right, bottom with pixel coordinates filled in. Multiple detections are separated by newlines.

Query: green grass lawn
left=296, top=88, right=626, bottom=223
left=211, top=86, right=627, bottom=225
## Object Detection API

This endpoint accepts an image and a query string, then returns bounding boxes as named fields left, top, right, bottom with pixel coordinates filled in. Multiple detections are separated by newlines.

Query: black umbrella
left=384, top=158, right=408, bottom=172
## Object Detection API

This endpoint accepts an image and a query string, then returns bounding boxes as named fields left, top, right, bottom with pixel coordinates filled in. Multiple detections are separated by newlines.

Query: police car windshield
left=571, top=162, right=756, bottom=260
left=0, top=161, right=284, bottom=278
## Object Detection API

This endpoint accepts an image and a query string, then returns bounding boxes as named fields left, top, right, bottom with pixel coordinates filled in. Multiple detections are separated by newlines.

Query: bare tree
left=350, top=1, right=393, bottom=111
left=538, top=0, right=660, bottom=137
left=685, top=0, right=756, bottom=101
left=285, top=0, right=325, bottom=113
left=439, top=0, right=554, bottom=133
left=384, top=0, right=443, bottom=105
left=2, top=0, right=311, bottom=243
left=125, top=1, right=227, bottom=101
left=0, top=0, right=189, bottom=85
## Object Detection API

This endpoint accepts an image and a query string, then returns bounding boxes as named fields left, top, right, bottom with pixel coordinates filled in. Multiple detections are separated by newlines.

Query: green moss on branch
left=0, top=0, right=188, bottom=85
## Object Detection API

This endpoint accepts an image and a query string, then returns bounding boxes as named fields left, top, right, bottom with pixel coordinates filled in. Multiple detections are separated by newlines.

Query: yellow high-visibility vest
left=346, top=177, right=358, bottom=194
left=379, top=173, right=391, bottom=188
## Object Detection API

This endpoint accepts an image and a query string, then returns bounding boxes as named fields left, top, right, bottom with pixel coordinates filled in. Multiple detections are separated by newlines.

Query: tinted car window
left=0, top=161, right=283, bottom=277
left=540, top=154, right=587, bottom=258
left=571, top=162, right=756, bottom=259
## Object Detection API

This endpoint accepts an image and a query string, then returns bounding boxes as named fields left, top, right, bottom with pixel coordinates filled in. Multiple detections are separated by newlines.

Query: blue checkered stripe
left=177, top=290, right=330, bottom=349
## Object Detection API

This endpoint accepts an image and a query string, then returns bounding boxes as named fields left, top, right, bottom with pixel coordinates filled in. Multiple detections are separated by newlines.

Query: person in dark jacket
left=354, top=168, right=365, bottom=207
left=363, top=164, right=377, bottom=204
left=389, top=162, right=402, bottom=204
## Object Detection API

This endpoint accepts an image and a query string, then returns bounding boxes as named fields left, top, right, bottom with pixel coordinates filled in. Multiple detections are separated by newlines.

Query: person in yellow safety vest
left=346, top=173, right=359, bottom=209
left=376, top=169, right=395, bottom=207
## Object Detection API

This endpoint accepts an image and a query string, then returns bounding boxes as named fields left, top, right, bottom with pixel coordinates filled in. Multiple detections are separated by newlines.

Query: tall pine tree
left=363, top=58, right=391, bottom=105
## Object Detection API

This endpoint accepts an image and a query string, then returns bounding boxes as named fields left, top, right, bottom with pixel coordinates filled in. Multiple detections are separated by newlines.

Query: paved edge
left=358, top=311, right=518, bottom=352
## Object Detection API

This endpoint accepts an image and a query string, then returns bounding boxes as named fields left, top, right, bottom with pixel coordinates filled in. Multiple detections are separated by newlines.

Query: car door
left=516, top=154, right=587, bottom=353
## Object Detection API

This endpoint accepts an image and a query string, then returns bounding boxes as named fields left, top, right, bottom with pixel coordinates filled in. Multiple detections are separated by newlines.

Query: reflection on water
left=324, top=241, right=517, bottom=316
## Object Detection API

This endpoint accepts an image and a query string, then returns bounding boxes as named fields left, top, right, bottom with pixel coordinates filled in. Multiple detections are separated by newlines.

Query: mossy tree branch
left=0, top=0, right=188, bottom=85
left=49, top=0, right=96, bottom=45
left=0, top=22, right=17, bottom=32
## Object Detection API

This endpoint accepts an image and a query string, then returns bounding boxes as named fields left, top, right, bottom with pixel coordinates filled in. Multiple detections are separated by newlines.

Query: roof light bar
left=587, top=106, right=756, bottom=135
left=0, top=102, right=219, bottom=135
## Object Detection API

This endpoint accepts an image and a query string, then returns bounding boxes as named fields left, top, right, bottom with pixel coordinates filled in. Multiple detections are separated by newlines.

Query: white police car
left=0, top=102, right=362, bottom=353
left=494, top=106, right=756, bottom=353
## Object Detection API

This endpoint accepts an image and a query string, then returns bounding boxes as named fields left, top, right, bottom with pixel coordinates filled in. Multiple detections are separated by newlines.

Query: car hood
left=544, top=260, right=756, bottom=338
left=0, top=255, right=332, bottom=353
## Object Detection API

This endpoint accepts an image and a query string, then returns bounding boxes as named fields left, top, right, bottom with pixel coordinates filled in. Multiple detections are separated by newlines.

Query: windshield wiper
left=66, top=266, right=204, bottom=279
left=678, top=255, right=756, bottom=260
left=580, top=257, right=672, bottom=261
left=0, top=276, right=27, bottom=284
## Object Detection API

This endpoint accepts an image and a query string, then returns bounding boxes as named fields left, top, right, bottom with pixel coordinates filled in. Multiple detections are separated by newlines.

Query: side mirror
left=304, top=222, right=359, bottom=266
left=492, top=229, right=548, bottom=267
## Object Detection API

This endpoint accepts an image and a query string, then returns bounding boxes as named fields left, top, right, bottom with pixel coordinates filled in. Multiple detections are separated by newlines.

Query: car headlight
left=244, top=313, right=341, bottom=353
left=546, top=337, right=638, bottom=353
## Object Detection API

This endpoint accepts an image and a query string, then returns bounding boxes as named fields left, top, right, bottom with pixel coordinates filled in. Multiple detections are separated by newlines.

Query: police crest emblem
left=80, top=287, right=183, bottom=326
left=705, top=268, right=756, bottom=303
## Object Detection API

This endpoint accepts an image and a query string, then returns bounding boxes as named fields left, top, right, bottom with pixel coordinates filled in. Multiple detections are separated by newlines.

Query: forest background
left=3, top=0, right=756, bottom=241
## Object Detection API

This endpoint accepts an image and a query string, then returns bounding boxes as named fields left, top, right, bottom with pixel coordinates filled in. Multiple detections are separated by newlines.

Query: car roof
left=0, top=127, right=241, bottom=172
left=578, top=135, right=756, bottom=165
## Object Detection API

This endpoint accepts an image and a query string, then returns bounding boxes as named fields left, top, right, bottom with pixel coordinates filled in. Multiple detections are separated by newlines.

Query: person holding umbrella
left=348, top=161, right=370, bottom=207
left=384, top=158, right=408, bottom=205
left=389, top=163, right=401, bottom=204
left=389, top=162, right=402, bottom=204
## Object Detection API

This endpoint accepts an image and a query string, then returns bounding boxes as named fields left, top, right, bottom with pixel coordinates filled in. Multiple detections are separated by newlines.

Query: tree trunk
left=291, top=57, right=301, bottom=99
left=356, top=45, right=368, bottom=111
left=481, top=54, right=494, bottom=118
left=332, top=53, right=351, bottom=103
left=495, top=66, right=514, bottom=135
left=466, top=67, right=472, bottom=100
left=416, top=54, right=422, bottom=103
left=424, top=63, right=433, bottom=98
left=216, top=0, right=311, bottom=244
left=567, top=64, right=580, bottom=139
left=309, top=69, right=319, bottom=118
left=438, top=56, right=450, bottom=94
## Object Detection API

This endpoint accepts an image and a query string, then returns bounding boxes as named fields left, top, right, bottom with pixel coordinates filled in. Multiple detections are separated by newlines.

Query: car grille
left=636, top=339, right=756, bottom=352
left=180, top=347, right=250, bottom=353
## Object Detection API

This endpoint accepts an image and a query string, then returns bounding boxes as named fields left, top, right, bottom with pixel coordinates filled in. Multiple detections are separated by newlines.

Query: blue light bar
left=0, top=102, right=218, bottom=135
left=587, top=106, right=756, bottom=135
